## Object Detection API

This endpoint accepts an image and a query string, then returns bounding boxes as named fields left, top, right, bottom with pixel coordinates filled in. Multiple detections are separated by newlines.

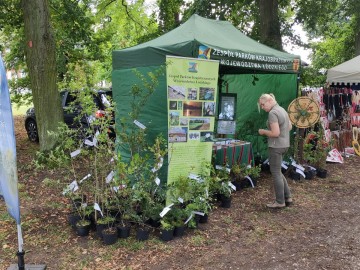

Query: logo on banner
left=198, top=45, right=211, bottom=59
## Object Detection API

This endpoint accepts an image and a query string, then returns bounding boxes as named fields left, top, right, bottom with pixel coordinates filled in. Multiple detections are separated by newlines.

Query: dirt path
left=1, top=116, right=360, bottom=270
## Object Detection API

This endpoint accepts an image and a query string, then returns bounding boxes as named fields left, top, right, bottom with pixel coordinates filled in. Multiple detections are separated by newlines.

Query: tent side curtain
left=327, top=55, right=360, bottom=84
left=113, top=14, right=300, bottom=74
left=222, top=73, right=298, bottom=159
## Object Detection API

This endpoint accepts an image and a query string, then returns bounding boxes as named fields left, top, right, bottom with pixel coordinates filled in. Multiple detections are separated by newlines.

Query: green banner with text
left=166, top=56, right=219, bottom=185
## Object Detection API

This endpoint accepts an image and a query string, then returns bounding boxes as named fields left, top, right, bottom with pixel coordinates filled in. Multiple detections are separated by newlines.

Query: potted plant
left=159, top=217, right=175, bottom=242
left=74, top=203, right=93, bottom=237
left=208, top=165, right=233, bottom=208
left=303, top=126, right=331, bottom=178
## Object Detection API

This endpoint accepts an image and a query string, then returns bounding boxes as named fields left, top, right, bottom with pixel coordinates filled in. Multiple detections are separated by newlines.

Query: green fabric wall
left=112, top=66, right=168, bottom=179
left=221, top=73, right=298, bottom=161
left=112, top=68, right=297, bottom=181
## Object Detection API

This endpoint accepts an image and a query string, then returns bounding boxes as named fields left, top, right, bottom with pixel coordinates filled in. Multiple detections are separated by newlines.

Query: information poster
left=166, top=56, right=219, bottom=185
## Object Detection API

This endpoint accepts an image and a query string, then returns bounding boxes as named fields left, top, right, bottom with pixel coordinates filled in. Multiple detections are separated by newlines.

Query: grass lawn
left=11, top=103, right=32, bottom=116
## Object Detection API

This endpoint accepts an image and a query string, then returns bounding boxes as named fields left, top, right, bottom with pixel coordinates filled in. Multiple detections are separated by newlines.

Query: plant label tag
left=80, top=173, right=91, bottom=183
left=184, top=213, right=193, bottom=224
left=62, top=180, right=78, bottom=195
left=228, top=182, right=236, bottom=191
left=70, top=149, right=81, bottom=158
left=106, top=171, right=115, bottom=184
left=188, top=173, right=203, bottom=182
left=178, top=197, right=184, bottom=203
left=245, top=176, right=255, bottom=188
left=247, top=164, right=252, bottom=168
left=113, top=186, right=119, bottom=192
left=94, top=203, right=103, bottom=217
left=84, top=139, right=94, bottom=146
left=263, top=158, right=269, bottom=164
left=193, top=211, right=205, bottom=216
left=159, top=207, right=171, bottom=218
left=155, top=177, right=161, bottom=186
left=134, top=120, right=146, bottom=129
left=308, top=165, right=316, bottom=171
left=296, top=168, right=306, bottom=178
left=92, top=137, right=98, bottom=147
left=294, top=164, right=305, bottom=171
left=281, top=163, right=288, bottom=169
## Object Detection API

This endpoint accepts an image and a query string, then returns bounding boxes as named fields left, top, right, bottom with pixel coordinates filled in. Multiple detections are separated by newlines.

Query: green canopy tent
left=112, top=14, right=300, bottom=174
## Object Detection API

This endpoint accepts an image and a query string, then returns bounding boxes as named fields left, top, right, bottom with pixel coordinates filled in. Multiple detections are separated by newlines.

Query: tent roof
left=327, top=55, right=360, bottom=84
left=113, top=14, right=300, bottom=73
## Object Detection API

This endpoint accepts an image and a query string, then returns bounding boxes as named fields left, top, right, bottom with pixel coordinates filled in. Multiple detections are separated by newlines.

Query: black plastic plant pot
left=136, top=227, right=150, bottom=241
left=290, top=171, right=301, bottom=181
left=68, top=213, right=81, bottom=228
left=102, top=228, right=118, bottom=245
left=219, top=195, right=232, bottom=208
left=316, top=168, right=327, bottom=178
left=76, top=223, right=90, bottom=237
left=174, top=226, right=186, bottom=237
left=96, top=223, right=107, bottom=239
left=159, top=228, right=174, bottom=242
left=199, top=214, right=208, bottom=223
left=304, top=170, right=315, bottom=180
left=117, top=225, right=131, bottom=239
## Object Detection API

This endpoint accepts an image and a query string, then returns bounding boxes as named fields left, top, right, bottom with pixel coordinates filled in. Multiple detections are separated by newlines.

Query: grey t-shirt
left=267, top=104, right=290, bottom=148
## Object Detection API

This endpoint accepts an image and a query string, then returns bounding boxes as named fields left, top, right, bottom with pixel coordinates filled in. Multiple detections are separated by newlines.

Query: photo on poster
left=183, top=101, right=203, bottom=116
left=199, top=87, right=215, bottom=101
left=203, top=102, right=215, bottom=116
left=188, top=62, right=198, bottom=73
left=169, top=100, right=177, bottom=110
left=169, top=127, right=188, bottom=143
left=218, top=93, right=237, bottom=121
left=178, top=101, right=183, bottom=110
left=189, top=132, right=200, bottom=140
left=187, top=88, right=198, bottom=100
left=217, top=120, right=236, bottom=135
left=168, top=85, right=186, bottom=99
left=189, top=118, right=211, bottom=130
left=200, top=131, right=215, bottom=142
left=180, top=118, right=188, bottom=126
left=169, top=111, right=180, bottom=126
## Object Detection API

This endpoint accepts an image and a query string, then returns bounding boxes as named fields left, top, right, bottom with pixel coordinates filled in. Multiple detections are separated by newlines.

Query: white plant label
left=133, top=120, right=146, bottom=129
left=70, top=149, right=81, bottom=158
left=80, top=174, right=91, bottom=183
left=178, top=197, right=184, bottom=204
left=296, top=168, right=306, bottom=178
left=193, top=211, right=205, bottom=216
left=228, top=181, right=237, bottom=191
left=155, top=177, right=161, bottom=186
left=245, top=175, right=255, bottom=188
left=84, top=139, right=94, bottom=146
left=106, top=171, right=115, bottom=184
left=281, top=162, right=288, bottom=170
left=159, top=203, right=174, bottom=217
left=184, top=213, right=193, bottom=224
left=94, top=203, right=103, bottom=217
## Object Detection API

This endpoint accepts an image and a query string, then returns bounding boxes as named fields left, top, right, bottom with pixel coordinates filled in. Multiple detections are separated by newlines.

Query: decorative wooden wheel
left=287, top=97, right=320, bottom=128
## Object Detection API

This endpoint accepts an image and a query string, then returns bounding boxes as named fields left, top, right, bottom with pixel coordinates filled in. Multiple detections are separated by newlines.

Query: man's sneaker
left=285, top=198, right=293, bottom=207
left=266, top=201, right=285, bottom=208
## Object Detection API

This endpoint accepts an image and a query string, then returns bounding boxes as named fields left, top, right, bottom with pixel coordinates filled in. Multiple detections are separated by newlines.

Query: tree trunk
left=22, top=0, right=63, bottom=151
left=257, top=0, right=282, bottom=51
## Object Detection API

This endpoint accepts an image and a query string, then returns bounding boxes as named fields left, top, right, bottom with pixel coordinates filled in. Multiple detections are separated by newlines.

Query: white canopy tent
left=327, top=55, right=360, bottom=84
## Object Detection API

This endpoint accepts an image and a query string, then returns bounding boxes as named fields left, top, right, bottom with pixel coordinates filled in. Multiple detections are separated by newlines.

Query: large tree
left=256, top=0, right=282, bottom=50
left=22, top=0, right=63, bottom=151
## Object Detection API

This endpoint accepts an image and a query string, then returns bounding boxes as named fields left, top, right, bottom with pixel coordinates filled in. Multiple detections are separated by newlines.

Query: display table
left=212, top=141, right=254, bottom=167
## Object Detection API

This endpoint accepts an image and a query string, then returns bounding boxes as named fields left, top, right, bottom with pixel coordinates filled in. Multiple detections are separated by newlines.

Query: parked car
left=25, top=89, right=115, bottom=142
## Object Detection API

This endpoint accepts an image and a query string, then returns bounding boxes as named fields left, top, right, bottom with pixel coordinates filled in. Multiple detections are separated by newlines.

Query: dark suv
left=25, top=89, right=114, bottom=142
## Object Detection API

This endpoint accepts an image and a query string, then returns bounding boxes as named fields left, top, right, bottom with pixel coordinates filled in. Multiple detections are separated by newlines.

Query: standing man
left=258, top=93, right=293, bottom=208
